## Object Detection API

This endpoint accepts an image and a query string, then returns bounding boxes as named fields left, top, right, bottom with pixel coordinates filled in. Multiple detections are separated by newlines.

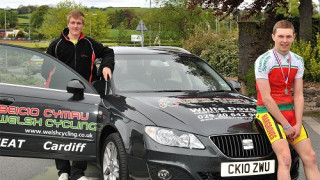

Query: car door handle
left=0, top=97, right=15, bottom=105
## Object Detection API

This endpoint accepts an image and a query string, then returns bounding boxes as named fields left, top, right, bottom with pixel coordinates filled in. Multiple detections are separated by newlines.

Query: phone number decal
left=190, top=107, right=256, bottom=121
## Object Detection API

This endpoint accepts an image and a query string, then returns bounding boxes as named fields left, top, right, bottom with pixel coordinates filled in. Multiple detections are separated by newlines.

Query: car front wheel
left=101, top=133, right=128, bottom=180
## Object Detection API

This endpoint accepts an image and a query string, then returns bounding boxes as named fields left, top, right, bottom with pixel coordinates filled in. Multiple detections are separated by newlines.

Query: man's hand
left=102, top=67, right=112, bottom=81
left=291, top=124, right=302, bottom=139
left=283, top=124, right=296, bottom=139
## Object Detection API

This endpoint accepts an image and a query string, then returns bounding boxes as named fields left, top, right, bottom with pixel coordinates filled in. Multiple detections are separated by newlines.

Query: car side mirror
left=67, top=79, right=85, bottom=100
left=229, top=80, right=241, bottom=91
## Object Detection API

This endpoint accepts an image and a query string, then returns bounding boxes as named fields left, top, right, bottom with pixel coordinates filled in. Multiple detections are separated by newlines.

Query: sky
left=0, top=0, right=156, bottom=9
left=1, top=0, right=319, bottom=9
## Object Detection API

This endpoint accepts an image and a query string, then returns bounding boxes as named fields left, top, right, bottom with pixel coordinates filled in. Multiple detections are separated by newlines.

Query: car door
left=0, top=44, right=100, bottom=161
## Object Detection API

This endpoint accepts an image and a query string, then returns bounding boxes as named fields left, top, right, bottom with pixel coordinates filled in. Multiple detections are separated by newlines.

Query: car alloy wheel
left=102, top=133, right=128, bottom=180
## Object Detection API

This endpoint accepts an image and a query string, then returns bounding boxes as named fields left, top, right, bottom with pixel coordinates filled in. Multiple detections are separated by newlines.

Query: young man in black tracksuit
left=45, top=9, right=114, bottom=180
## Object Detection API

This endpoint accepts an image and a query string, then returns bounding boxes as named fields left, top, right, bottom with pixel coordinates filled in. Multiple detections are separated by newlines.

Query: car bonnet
left=122, top=91, right=259, bottom=136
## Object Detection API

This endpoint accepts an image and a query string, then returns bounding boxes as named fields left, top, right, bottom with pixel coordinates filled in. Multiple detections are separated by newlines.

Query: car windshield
left=113, top=54, right=232, bottom=92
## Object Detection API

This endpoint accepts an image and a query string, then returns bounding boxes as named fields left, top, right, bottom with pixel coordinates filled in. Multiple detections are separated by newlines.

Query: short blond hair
left=67, top=9, right=85, bottom=24
left=272, top=20, right=295, bottom=34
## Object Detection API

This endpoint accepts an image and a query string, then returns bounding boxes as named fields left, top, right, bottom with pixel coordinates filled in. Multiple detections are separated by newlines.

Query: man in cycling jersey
left=254, top=20, right=320, bottom=180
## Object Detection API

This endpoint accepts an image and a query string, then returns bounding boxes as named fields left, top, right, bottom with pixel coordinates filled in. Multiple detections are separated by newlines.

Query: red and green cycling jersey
left=254, top=49, right=304, bottom=124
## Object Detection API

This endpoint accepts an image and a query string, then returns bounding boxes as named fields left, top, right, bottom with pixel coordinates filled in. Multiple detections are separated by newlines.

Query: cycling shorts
left=256, top=112, right=309, bottom=146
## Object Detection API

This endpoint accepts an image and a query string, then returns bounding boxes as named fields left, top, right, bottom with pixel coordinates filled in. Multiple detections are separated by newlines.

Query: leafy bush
left=291, top=34, right=320, bottom=82
left=200, top=33, right=239, bottom=77
left=182, top=26, right=220, bottom=56
left=117, top=21, right=129, bottom=45
left=182, top=25, right=239, bottom=77
left=244, top=66, right=257, bottom=97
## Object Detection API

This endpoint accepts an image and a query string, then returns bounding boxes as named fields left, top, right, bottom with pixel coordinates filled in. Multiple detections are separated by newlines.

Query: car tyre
left=101, top=133, right=128, bottom=180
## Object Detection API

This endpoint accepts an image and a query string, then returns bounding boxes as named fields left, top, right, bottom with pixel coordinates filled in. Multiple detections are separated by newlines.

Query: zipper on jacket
left=74, top=44, right=77, bottom=69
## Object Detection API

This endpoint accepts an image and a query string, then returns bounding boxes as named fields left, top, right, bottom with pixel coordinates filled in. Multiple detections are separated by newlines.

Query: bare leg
left=272, top=139, right=291, bottom=180
left=293, top=139, right=320, bottom=180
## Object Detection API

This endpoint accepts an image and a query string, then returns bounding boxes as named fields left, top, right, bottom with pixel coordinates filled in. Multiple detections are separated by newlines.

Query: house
left=0, top=29, right=28, bottom=38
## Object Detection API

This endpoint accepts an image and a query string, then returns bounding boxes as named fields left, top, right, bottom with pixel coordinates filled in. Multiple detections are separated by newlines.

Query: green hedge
left=200, top=33, right=239, bottom=77
left=244, top=66, right=256, bottom=97
left=291, top=34, right=320, bottom=82
left=182, top=27, right=239, bottom=77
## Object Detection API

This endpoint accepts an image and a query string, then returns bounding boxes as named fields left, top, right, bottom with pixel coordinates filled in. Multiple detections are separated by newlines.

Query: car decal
left=0, top=138, right=26, bottom=149
left=189, top=106, right=256, bottom=122
left=0, top=105, right=97, bottom=140
left=158, top=97, right=255, bottom=108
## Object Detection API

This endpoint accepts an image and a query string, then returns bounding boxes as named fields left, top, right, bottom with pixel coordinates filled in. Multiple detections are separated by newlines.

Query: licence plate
left=221, top=160, right=275, bottom=177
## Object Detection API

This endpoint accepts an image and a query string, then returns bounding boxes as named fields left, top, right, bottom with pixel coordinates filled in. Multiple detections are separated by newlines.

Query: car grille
left=210, top=134, right=272, bottom=158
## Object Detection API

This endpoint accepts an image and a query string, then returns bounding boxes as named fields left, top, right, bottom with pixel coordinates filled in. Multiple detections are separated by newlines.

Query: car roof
left=111, top=46, right=191, bottom=55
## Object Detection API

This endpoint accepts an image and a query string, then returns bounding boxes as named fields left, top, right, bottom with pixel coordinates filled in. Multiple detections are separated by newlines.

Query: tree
left=0, top=10, right=18, bottom=28
left=29, top=5, right=49, bottom=40
left=187, top=0, right=313, bottom=41
left=40, top=0, right=110, bottom=41
left=107, top=10, right=126, bottom=29
left=144, top=1, right=208, bottom=41
left=299, top=0, right=313, bottom=41
left=276, top=0, right=300, bottom=17
left=123, top=9, right=136, bottom=29
left=188, top=0, right=287, bottom=19
left=40, top=0, right=83, bottom=39
left=117, top=21, right=129, bottom=45
left=106, top=9, right=138, bottom=29
left=30, top=5, right=49, bottom=29
left=86, top=11, right=111, bottom=40
left=17, top=5, right=37, bottom=14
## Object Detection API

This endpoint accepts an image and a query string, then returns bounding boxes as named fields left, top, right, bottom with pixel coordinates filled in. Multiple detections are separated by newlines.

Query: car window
left=0, top=44, right=91, bottom=92
left=113, top=54, right=232, bottom=92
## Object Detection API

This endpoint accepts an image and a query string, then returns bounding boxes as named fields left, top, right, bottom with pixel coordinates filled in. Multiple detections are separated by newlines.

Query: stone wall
left=304, top=83, right=320, bottom=112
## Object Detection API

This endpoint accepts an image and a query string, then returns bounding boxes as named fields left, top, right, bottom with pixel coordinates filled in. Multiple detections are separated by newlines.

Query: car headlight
left=145, top=126, right=205, bottom=149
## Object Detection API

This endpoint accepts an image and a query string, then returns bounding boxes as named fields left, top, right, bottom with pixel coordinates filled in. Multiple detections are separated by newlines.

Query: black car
left=0, top=44, right=299, bottom=180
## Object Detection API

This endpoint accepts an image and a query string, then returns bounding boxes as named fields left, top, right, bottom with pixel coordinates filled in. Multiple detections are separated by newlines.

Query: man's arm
left=92, top=41, right=115, bottom=81
left=292, top=78, right=304, bottom=138
left=256, top=79, right=296, bottom=137
left=99, top=46, right=114, bottom=80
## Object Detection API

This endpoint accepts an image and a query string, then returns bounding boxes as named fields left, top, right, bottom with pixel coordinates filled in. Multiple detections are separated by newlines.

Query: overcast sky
left=1, top=0, right=319, bottom=9
left=0, top=0, right=156, bottom=9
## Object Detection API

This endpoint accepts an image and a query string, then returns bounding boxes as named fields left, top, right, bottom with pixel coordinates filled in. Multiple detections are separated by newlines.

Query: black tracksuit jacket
left=44, top=28, right=114, bottom=85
